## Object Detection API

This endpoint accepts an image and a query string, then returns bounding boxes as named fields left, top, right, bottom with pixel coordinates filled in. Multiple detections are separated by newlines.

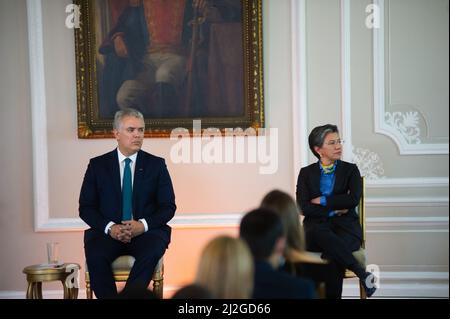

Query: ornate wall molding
left=352, top=146, right=385, bottom=179
left=385, top=111, right=422, bottom=145
left=373, top=0, right=449, bottom=155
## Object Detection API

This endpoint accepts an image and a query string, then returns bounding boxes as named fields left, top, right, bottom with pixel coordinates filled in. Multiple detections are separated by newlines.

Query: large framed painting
left=75, top=0, right=264, bottom=138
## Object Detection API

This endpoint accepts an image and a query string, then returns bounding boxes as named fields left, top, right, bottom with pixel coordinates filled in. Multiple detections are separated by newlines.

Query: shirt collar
left=319, top=160, right=338, bottom=174
left=117, top=148, right=138, bottom=164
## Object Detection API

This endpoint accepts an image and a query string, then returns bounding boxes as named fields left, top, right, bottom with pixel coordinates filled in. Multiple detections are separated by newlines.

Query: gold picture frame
left=75, top=0, right=264, bottom=138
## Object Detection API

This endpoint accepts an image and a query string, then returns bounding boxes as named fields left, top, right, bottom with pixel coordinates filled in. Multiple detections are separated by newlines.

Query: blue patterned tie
left=122, top=158, right=132, bottom=221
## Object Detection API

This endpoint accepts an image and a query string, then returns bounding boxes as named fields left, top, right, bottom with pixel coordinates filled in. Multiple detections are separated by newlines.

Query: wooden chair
left=343, top=176, right=367, bottom=299
left=284, top=250, right=329, bottom=298
left=85, top=255, right=164, bottom=299
left=307, top=177, right=367, bottom=298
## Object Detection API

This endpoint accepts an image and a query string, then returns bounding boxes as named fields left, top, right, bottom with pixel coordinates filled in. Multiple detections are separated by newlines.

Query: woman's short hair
left=113, top=108, right=144, bottom=130
left=308, top=124, right=339, bottom=159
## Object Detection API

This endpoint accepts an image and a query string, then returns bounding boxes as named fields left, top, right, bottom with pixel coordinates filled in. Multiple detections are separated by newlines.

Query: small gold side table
left=23, top=263, right=81, bottom=299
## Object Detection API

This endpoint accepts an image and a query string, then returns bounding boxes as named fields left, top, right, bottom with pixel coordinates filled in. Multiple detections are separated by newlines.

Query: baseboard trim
left=342, top=271, right=449, bottom=298
left=2, top=272, right=447, bottom=299
left=0, top=290, right=66, bottom=299
left=0, top=287, right=180, bottom=299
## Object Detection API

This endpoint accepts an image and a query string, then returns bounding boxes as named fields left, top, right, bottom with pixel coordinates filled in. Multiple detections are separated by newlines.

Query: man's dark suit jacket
left=252, top=261, right=316, bottom=299
left=296, top=160, right=362, bottom=243
left=79, top=149, right=176, bottom=246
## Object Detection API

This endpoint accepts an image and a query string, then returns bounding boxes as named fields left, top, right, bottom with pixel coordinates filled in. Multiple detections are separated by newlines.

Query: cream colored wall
left=303, top=0, right=448, bottom=296
left=0, top=0, right=294, bottom=294
left=350, top=0, right=449, bottom=180
left=42, top=0, right=293, bottom=219
left=0, top=0, right=448, bottom=298
left=306, top=0, right=342, bottom=129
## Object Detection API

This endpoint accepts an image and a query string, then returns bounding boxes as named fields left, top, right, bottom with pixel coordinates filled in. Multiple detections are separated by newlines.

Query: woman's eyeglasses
left=324, top=139, right=344, bottom=146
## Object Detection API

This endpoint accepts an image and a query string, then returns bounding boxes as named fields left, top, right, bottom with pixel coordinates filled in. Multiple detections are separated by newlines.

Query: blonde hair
left=195, top=236, right=254, bottom=299
left=261, top=190, right=306, bottom=252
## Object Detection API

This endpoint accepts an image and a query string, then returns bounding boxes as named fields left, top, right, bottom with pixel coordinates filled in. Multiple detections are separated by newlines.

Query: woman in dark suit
left=296, top=124, right=377, bottom=298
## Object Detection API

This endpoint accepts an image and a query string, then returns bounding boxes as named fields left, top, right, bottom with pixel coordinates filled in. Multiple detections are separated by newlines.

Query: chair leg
left=36, top=282, right=43, bottom=299
left=316, top=282, right=326, bottom=299
left=153, top=279, right=163, bottom=299
left=86, top=280, right=93, bottom=299
left=26, top=282, right=33, bottom=299
left=359, top=281, right=367, bottom=299
left=63, top=281, right=70, bottom=299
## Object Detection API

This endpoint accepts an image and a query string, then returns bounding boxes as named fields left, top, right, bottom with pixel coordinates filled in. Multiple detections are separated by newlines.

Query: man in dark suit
left=79, top=108, right=176, bottom=299
left=296, top=124, right=377, bottom=298
left=240, top=208, right=316, bottom=299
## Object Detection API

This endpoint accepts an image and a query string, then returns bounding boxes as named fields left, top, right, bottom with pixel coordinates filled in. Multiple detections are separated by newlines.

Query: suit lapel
left=133, top=150, right=145, bottom=217
left=108, top=149, right=122, bottom=204
left=311, top=162, right=322, bottom=192
left=332, top=160, right=343, bottom=193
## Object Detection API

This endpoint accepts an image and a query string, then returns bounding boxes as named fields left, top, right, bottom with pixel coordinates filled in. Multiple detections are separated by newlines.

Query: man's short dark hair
left=239, top=208, right=285, bottom=260
left=308, top=124, right=339, bottom=159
